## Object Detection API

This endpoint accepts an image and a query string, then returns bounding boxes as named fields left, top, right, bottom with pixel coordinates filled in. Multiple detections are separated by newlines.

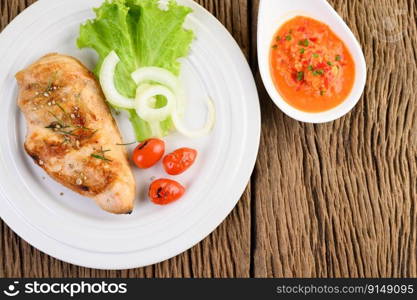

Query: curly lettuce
left=77, top=0, right=194, bottom=141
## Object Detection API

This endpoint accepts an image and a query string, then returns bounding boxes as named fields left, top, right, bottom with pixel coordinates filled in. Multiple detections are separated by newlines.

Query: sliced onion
left=100, top=51, right=135, bottom=109
left=101, top=52, right=216, bottom=138
left=132, top=67, right=180, bottom=91
left=135, top=84, right=176, bottom=122
left=131, top=67, right=186, bottom=116
left=171, top=97, right=216, bottom=138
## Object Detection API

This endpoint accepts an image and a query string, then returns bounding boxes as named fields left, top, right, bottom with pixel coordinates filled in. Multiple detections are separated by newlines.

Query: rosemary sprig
left=47, top=111, right=65, bottom=125
left=56, top=129, right=77, bottom=137
left=56, top=102, right=67, bottom=114
left=46, top=99, right=100, bottom=147
left=75, top=125, right=93, bottom=131
left=91, top=148, right=112, bottom=162
left=91, top=154, right=112, bottom=162
left=86, top=129, right=98, bottom=139
left=45, top=122, right=69, bottom=130
left=45, top=71, right=58, bottom=92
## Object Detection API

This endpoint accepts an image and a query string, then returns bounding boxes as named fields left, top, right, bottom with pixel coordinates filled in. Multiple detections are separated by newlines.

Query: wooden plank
left=0, top=0, right=252, bottom=278
left=250, top=0, right=417, bottom=277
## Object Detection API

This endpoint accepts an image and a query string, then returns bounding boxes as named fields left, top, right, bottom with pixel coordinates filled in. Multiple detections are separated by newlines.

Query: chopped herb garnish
left=327, top=61, right=333, bottom=66
left=312, top=53, right=319, bottom=58
left=285, top=35, right=292, bottom=41
left=313, top=69, right=324, bottom=76
left=308, top=65, right=314, bottom=71
left=335, top=55, right=342, bottom=61
left=276, top=36, right=281, bottom=41
left=300, top=48, right=305, bottom=54
left=296, top=71, right=304, bottom=81
left=298, top=39, right=309, bottom=47
left=320, top=90, right=326, bottom=96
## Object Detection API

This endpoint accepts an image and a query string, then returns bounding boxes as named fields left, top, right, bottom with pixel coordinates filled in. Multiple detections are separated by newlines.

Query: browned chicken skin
left=16, top=53, right=136, bottom=214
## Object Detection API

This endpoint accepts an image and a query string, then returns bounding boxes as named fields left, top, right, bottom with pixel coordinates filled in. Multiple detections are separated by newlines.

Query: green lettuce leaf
left=77, top=0, right=194, bottom=141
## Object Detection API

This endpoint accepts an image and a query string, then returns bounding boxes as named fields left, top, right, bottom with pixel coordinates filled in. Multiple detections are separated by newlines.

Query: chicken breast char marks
left=16, top=53, right=135, bottom=214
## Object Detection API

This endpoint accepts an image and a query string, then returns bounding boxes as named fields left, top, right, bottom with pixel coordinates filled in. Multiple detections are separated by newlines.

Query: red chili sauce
left=270, top=16, right=355, bottom=112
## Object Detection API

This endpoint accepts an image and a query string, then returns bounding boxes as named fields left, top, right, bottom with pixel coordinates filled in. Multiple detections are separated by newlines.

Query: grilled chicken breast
left=16, top=53, right=135, bottom=214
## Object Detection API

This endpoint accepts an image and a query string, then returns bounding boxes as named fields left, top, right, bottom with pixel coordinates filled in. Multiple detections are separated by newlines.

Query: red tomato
left=132, top=138, right=165, bottom=169
left=163, top=148, right=198, bottom=175
left=149, top=179, right=185, bottom=205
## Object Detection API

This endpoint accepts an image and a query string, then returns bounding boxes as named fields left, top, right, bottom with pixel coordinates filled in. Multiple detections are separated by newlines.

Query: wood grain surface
left=1, top=0, right=416, bottom=278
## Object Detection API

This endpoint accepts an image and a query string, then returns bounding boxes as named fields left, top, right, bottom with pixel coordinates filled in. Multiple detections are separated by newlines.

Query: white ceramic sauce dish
left=258, top=0, right=367, bottom=123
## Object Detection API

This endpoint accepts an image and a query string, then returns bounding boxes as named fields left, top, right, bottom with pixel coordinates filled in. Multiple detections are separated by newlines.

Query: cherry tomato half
left=163, top=148, right=198, bottom=175
left=149, top=179, right=185, bottom=205
left=132, top=138, right=165, bottom=169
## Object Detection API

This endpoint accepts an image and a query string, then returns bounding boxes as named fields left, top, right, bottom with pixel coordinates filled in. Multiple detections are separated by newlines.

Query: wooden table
left=1, top=0, right=416, bottom=278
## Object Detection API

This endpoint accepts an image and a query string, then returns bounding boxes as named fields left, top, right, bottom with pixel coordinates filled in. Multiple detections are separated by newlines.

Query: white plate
left=0, top=0, right=260, bottom=269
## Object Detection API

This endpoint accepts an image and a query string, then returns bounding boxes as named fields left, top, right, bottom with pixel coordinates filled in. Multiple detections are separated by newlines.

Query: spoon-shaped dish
left=258, top=0, right=366, bottom=123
